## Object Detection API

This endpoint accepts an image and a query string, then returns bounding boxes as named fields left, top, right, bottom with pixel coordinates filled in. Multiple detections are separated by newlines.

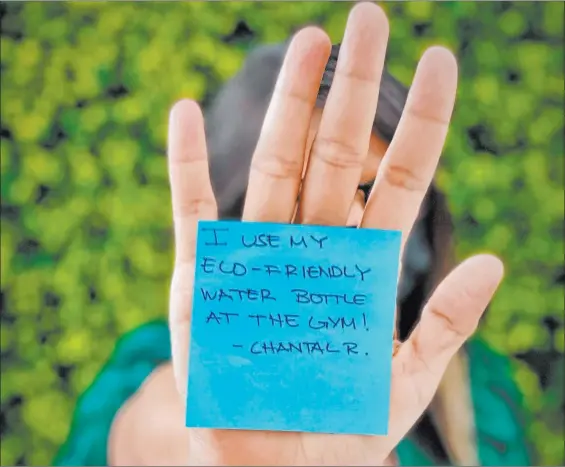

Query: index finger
left=242, top=28, right=331, bottom=223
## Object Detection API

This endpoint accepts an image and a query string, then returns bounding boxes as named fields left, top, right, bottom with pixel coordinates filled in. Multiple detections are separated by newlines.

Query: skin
left=109, top=3, right=504, bottom=465
left=108, top=111, right=389, bottom=466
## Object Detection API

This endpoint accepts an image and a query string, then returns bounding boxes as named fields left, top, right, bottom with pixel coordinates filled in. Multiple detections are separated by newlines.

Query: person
left=54, top=3, right=532, bottom=466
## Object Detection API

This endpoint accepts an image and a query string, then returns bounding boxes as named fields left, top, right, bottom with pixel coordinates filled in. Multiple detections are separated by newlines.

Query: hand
left=167, top=3, right=504, bottom=465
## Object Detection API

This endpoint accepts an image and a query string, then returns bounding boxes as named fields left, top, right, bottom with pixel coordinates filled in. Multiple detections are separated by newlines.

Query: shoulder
left=466, top=338, right=533, bottom=466
left=53, top=320, right=171, bottom=466
left=397, top=338, right=534, bottom=467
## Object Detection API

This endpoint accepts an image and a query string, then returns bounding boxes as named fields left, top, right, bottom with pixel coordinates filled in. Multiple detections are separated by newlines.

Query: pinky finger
left=167, top=99, right=217, bottom=397
left=168, top=99, right=217, bottom=266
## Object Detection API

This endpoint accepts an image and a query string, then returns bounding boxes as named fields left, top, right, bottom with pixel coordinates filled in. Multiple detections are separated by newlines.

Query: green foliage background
left=0, top=1, right=563, bottom=465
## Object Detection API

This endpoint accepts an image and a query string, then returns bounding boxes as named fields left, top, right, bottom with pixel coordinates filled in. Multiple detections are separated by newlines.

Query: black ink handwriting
left=200, top=287, right=276, bottom=302
left=202, top=228, right=229, bottom=246
left=291, top=289, right=366, bottom=306
left=241, top=234, right=281, bottom=248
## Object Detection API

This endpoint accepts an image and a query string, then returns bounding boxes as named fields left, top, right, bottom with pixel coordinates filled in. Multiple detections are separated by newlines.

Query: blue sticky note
left=186, top=220, right=401, bottom=436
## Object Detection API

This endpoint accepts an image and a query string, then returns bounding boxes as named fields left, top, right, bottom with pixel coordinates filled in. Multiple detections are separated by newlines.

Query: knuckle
left=381, top=162, right=428, bottom=192
left=336, top=67, right=379, bottom=86
left=426, top=283, right=481, bottom=340
left=426, top=303, right=466, bottom=338
left=276, top=83, right=312, bottom=107
left=173, top=198, right=216, bottom=218
left=311, top=136, right=365, bottom=170
left=251, top=152, right=303, bottom=179
left=407, top=106, right=451, bottom=127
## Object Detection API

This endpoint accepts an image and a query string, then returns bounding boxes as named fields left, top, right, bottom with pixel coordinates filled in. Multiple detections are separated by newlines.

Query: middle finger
left=296, top=2, right=389, bottom=226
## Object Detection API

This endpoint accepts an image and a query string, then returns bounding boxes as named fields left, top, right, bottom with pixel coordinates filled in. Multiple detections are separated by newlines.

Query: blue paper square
left=186, top=220, right=401, bottom=435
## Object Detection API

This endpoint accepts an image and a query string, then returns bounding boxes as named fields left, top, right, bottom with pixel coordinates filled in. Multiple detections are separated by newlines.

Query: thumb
left=383, top=254, right=504, bottom=452
left=404, top=253, right=504, bottom=368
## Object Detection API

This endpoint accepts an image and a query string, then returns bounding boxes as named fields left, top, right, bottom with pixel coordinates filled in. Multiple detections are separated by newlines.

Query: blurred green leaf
left=0, top=2, right=563, bottom=466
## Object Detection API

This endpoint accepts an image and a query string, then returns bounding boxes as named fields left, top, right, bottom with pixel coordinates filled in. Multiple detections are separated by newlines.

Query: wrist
left=109, top=363, right=188, bottom=465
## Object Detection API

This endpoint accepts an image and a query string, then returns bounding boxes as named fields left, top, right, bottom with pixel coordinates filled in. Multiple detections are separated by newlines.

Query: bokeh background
left=0, top=1, right=563, bottom=465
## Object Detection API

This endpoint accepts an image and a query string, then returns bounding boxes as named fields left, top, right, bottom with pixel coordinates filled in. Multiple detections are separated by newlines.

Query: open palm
left=167, top=3, right=503, bottom=465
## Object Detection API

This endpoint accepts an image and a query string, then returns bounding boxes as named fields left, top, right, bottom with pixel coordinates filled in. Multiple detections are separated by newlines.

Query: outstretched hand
left=167, top=3, right=504, bottom=465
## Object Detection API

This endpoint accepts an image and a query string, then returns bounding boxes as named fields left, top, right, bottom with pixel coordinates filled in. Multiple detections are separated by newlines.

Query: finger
left=242, top=27, right=331, bottom=222
left=360, top=46, right=458, bottom=248
left=168, top=99, right=218, bottom=264
left=296, top=3, right=389, bottom=226
left=346, top=189, right=366, bottom=226
left=384, top=254, right=504, bottom=451
left=167, top=99, right=217, bottom=396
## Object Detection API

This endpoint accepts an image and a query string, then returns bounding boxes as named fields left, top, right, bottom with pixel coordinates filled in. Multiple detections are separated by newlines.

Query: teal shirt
left=54, top=321, right=532, bottom=466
